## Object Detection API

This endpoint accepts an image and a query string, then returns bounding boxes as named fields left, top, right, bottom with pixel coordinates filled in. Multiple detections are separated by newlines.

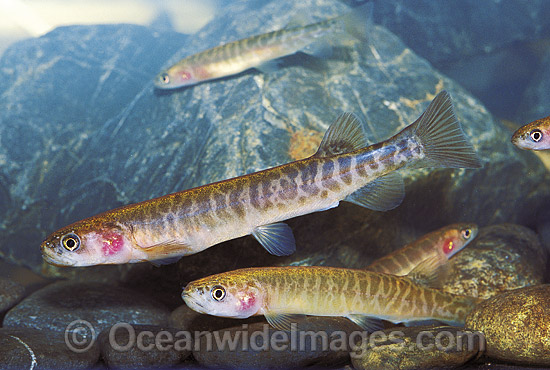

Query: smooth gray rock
left=0, top=0, right=547, bottom=279
left=192, top=316, right=359, bottom=369
left=3, top=281, right=171, bottom=338
left=370, top=0, right=550, bottom=64
left=0, top=277, right=25, bottom=314
left=439, top=224, right=546, bottom=299
left=98, top=324, right=191, bottom=369
left=0, top=327, right=100, bottom=370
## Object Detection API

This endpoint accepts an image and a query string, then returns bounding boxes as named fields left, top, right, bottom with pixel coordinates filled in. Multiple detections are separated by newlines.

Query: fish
left=181, top=265, right=482, bottom=330
left=366, top=223, right=478, bottom=276
left=154, top=5, right=370, bottom=89
left=40, top=91, right=481, bottom=266
left=511, top=115, right=550, bottom=150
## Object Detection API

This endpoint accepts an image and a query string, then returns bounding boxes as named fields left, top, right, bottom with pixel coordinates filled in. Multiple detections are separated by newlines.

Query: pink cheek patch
left=101, top=231, right=124, bottom=256
left=441, top=238, right=455, bottom=256
left=239, top=293, right=257, bottom=312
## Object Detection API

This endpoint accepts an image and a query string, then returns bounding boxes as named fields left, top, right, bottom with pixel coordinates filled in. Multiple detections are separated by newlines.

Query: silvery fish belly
left=366, top=223, right=478, bottom=276
left=154, top=5, right=370, bottom=89
left=181, top=266, right=482, bottom=330
left=40, top=91, right=481, bottom=266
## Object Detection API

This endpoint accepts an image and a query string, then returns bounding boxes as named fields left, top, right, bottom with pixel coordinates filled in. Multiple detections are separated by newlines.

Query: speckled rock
left=3, top=281, right=171, bottom=337
left=465, top=284, right=550, bottom=366
left=438, top=224, right=546, bottom=299
left=1, top=0, right=549, bottom=277
left=351, top=325, right=483, bottom=370
left=0, top=327, right=100, bottom=370
left=193, top=316, right=358, bottom=369
left=98, top=324, right=191, bottom=369
left=0, top=277, right=25, bottom=314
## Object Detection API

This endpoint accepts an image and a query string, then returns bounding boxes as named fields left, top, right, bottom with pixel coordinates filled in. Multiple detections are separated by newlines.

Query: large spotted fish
left=41, top=91, right=481, bottom=266
left=154, top=5, right=369, bottom=89
left=182, top=266, right=481, bottom=330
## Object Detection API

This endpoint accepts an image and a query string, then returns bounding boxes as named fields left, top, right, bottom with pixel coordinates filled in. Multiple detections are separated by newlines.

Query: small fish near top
left=182, top=266, right=482, bottom=331
left=366, top=223, right=478, bottom=276
left=511, top=115, right=550, bottom=150
left=154, top=4, right=371, bottom=89
left=40, top=91, right=481, bottom=267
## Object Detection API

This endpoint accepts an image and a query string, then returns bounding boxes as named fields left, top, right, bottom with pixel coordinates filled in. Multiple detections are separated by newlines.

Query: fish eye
left=160, top=73, right=170, bottom=84
left=530, top=129, right=543, bottom=142
left=61, top=233, right=80, bottom=252
left=211, top=285, right=226, bottom=301
left=462, top=228, right=471, bottom=239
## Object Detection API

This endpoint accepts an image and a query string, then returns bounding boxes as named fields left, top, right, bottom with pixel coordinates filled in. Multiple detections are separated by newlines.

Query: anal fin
left=344, top=172, right=405, bottom=211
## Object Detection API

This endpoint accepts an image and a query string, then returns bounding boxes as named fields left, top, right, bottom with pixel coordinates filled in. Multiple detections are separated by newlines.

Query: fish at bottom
left=182, top=266, right=481, bottom=331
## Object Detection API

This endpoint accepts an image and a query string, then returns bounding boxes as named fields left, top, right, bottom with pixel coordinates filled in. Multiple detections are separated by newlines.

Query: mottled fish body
left=511, top=115, right=550, bottom=150
left=41, top=91, right=481, bottom=266
left=182, top=266, right=481, bottom=330
left=154, top=7, right=368, bottom=89
left=367, top=223, right=478, bottom=276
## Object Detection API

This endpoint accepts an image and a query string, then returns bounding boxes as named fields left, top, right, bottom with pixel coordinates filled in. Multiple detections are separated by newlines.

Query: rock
left=0, top=327, right=100, bottom=370
left=465, top=284, right=550, bottom=366
left=3, top=281, right=171, bottom=338
left=0, top=277, right=25, bottom=314
left=351, top=325, right=482, bottom=370
left=98, top=324, right=191, bottom=369
left=369, top=0, right=550, bottom=64
left=0, top=0, right=548, bottom=279
left=193, top=316, right=358, bottom=369
left=438, top=224, right=546, bottom=299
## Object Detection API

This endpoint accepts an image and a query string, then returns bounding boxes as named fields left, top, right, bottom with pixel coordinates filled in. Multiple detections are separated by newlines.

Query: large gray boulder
left=0, top=0, right=547, bottom=278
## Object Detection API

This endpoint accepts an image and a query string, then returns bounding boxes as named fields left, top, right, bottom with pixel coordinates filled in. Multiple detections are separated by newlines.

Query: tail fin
left=408, top=91, right=482, bottom=169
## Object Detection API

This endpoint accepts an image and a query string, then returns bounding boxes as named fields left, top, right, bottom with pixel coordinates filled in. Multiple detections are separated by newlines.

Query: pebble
left=0, top=277, right=25, bottom=314
left=98, top=324, right=191, bottom=369
left=0, top=327, right=100, bottom=370
left=3, top=281, right=171, bottom=338
left=465, top=284, right=550, bottom=366
left=439, top=224, right=546, bottom=299
left=193, top=316, right=359, bottom=369
left=351, top=325, right=482, bottom=370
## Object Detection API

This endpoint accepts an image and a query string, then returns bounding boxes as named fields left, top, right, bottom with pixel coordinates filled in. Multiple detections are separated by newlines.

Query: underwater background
left=0, top=0, right=549, bottom=369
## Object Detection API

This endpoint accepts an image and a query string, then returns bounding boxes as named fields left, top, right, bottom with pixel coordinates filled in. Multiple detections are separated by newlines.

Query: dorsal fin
left=313, top=112, right=368, bottom=157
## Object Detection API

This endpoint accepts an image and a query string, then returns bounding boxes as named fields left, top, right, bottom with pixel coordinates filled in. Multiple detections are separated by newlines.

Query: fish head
left=439, top=223, right=478, bottom=259
left=40, top=219, right=134, bottom=266
left=154, top=64, right=200, bottom=89
left=511, top=116, right=550, bottom=150
left=182, top=273, right=264, bottom=319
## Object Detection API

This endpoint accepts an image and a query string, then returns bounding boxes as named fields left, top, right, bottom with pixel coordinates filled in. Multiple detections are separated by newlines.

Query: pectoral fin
left=142, top=240, right=190, bottom=266
left=252, top=223, right=296, bottom=256
left=344, top=172, right=405, bottom=211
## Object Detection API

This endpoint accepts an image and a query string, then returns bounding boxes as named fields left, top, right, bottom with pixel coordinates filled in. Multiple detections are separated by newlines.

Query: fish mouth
left=41, top=249, right=77, bottom=267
